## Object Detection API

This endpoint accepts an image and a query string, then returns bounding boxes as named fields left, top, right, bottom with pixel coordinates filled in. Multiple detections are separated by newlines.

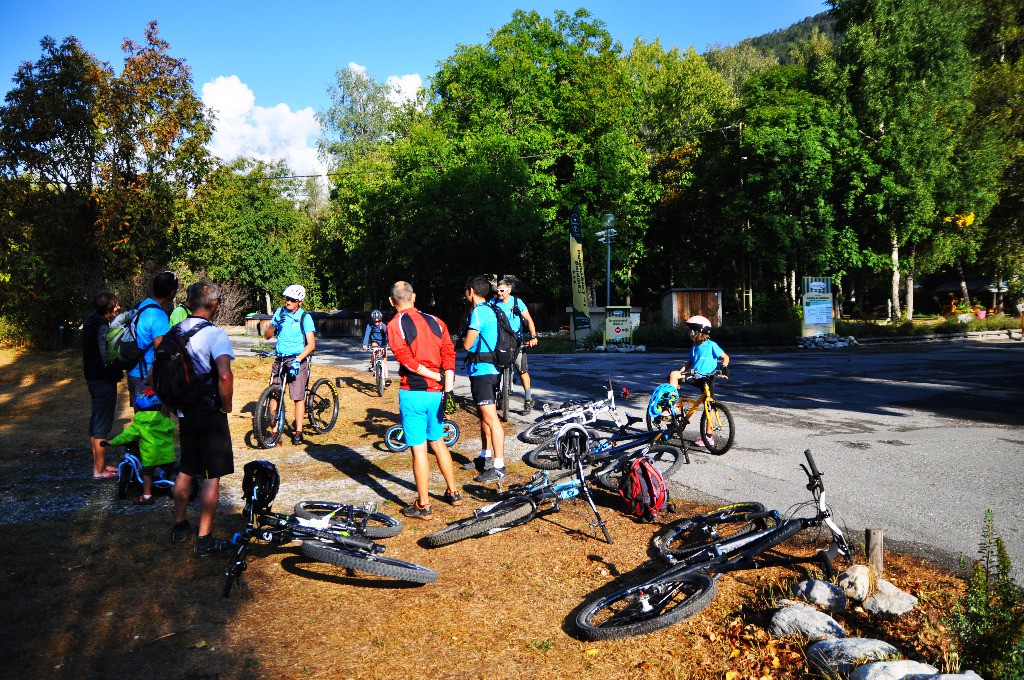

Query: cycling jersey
left=494, top=296, right=527, bottom=337
left=690, top=339, right=726, bottom=376
left=465, top=302, right=499, bottom=377
left=271, top=307, right=315, bottom=356
left=362, top=321, right=389, bottom=347
left=387, top=308, right=455, bottom=392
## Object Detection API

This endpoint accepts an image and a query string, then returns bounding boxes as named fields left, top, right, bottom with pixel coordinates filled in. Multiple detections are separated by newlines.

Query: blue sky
left=2, top=0, right=828, bottom=175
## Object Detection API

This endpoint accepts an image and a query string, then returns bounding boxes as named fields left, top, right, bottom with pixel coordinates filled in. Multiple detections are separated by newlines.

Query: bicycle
left=110, top=444, right=201, bottom=502
left=223, top=460, right=438, bottom=597
left=422, top=424, right=613, bottom=547
left=252, top=350, right=339, bottom=448
left=367, top=346, right=388, bottom=397
left=495, top=360, right=516, bottom=422
left=519, top=380, right=631, bottom=444
left=574, top=449, right=854, bottom=640
left=383, top=419, right=461, bottom=452
left=647, top=369, right=735, bottom=455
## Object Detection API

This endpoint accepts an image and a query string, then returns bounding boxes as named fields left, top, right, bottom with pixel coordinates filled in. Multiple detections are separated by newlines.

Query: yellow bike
left=646, top=369, right=735, bottom=455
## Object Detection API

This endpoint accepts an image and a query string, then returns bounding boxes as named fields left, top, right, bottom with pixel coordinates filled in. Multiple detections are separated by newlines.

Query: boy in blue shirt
left=263, top=284, right=317, bottom=445
left=462, top=275, right=506, bottom=482
left=669, top=315, right=729, bottom=448
left=362, top=309, right=390, bottom=385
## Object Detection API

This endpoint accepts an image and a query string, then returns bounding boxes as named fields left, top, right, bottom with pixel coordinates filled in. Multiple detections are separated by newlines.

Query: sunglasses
left=496, top=288, right=510, bottom=293
left=284, top=297, right=299, bottom=303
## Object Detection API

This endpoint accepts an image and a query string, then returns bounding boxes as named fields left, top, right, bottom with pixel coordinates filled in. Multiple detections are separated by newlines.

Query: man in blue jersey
left=262, top=284, right=316, bottom=445
left=127, top=270, right=179, bottom=410
left=493, top=277, right=539, bottom=414
left=462, top=275, right=506, bottom=483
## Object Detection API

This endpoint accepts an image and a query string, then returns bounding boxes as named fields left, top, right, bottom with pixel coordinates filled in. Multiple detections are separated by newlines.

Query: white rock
left=850, top=660, right=939, bottom=680
left=769, top=604, right=845, bottom=640
left=794, top=579, right=848, bottom=612
left=807, top=638, right=901, bottom=677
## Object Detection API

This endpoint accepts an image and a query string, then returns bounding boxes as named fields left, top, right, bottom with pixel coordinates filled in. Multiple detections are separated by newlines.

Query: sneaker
left=519, top=399, right=534, bottom=415
left=133, top=495, right=155, bottom=506
left=703, top=435, right=715, bottom=448
left=691, top=439, right=705, bottom=447
left=292, top=432, right=304, bottom=445
left=194, top=533, right=232, bottom=557
left=475, top=466, right=508, bottom=484
left=401, top=500, right=433, bottom=520
left=443, top=490, right=463, bottom=507
left=461, top=457, right=493, bottom=473
left=171, top=520, right=193, bottom=543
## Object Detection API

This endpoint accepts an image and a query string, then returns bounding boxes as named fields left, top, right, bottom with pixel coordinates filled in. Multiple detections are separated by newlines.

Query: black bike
left=575, top=449, right=853, bottom=640
left=252, top=350, right=339, bottom=448
left=223, top=461, right=438, bottom=596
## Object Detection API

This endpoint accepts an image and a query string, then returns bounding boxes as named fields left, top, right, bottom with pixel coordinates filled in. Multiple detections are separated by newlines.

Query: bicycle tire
left=423, top=497, right=536, bottom=547
left=594, top=445, right=686, bottom=491
left=653, top=502, right=769, bottom=563
left=300, top=540, right=438, bottom=584
left=293, top=501, right=404, bottom=539
left=254, top=384, right=285, bottom=448
left=384, top=424, right=408, bottom=452
left=498, top=366, right=512, bottom=421
left=374, top=361, right=385, bottom=397
left=576, top=572, right=717, bottom=640
left=700, top=401, right=735, bottom=455
left=307, top=378, right=339, bottom=433
left=523, top=437, right=560, bottom=470
left=442, top=420, right=460, bottom=447
left=117, top=462, right=132, bottom=500
left=521, top=419, right=569, bottom=444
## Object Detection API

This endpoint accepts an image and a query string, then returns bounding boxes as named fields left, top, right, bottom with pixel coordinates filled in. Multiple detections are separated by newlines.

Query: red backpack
left=618, top=455, right=669, bottom=522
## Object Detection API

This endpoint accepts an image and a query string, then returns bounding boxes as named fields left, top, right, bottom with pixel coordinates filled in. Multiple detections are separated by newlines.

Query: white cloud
left=201, top=75, right=325, bottom=178
left=386, top=73, right=422, bottom=105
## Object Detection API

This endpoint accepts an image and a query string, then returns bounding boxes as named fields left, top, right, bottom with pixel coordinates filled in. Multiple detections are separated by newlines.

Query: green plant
left=948, top=510, right=1024, bottom=679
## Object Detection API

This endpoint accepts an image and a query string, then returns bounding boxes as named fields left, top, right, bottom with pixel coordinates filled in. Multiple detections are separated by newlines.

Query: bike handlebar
left=254, top=349, right=299, bottom=359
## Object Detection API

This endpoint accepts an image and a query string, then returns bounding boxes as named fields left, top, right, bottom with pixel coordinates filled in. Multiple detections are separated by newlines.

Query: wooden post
left=865, top=528, right=884, bottom=576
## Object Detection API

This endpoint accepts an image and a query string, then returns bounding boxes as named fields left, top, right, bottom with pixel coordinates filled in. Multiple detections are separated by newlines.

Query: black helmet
left=242, top=460, right=280, bottom=519
left=370, top=309, right=383, bottom=322
left=555, top=423, right=590, bottom=468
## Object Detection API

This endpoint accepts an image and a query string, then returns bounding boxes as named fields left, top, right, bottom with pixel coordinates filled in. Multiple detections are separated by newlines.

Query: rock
left=862, top=578, right=918, bottom=616
left=840, top=564, right=878, bottom=601
left=769, top=604, right=845, bottom=640
left=794, top=578, right=848, bottom=612
left=905, top=672, right=984, bottom=680
left=850, top=660, right=939, bottom=680
left=807, top=638, right=901, bottom=677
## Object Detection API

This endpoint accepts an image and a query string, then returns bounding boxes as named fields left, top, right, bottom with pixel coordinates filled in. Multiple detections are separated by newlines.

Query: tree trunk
left=264, top=291, right=272, bottom=314
left=890, top=231, right=902, bottom=319
left=789, top=270, right=797, bottom=304
left=905, top=269, right=915, bottom=320
left=957, top=261, right=971, bottom=306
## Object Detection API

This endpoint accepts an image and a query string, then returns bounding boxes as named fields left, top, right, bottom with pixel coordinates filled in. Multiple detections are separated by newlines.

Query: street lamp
left=596, top=213, right=617, bottom=307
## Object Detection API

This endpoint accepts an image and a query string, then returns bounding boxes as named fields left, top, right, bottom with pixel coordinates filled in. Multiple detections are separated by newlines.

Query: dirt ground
left=0, top=346, right=965, bottom=679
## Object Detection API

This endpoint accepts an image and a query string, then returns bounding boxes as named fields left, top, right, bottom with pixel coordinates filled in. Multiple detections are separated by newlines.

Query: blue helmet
left=135, top=388, right=162, bottom=410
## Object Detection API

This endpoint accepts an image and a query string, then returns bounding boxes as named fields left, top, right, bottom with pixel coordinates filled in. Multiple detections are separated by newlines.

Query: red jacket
left=386, top=308, right=455, bottom=391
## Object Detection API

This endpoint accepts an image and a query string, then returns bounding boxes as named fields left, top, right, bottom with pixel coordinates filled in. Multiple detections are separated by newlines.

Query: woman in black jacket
left=82, top=290, right=124, bottom=479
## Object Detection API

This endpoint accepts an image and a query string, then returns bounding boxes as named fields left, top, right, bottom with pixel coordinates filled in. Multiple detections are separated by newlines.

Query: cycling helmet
left=242, top=460, right=280, bottom=518
left=282, top=284, right=306, bottom=302
left=685, top=315, right=713, bottom=335
left=135, top=388, right=162, bottom=410
left=555, top=423, right=590, bottom=469
left=370, top=309, right=383, bottom=322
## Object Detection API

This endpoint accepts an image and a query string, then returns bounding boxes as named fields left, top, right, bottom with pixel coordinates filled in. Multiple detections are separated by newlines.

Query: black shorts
left=178, top=410, right=234, bottom=479
left=87, top=380, right=118, bottom=438
left=469, top=374, right=500, bottom=406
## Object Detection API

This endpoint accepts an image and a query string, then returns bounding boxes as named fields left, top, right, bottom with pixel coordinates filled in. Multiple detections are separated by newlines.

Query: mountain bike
left=647, top=369, right=735, bottom=455
left=223, top=460, right=438, bottom=597
left=383, top=419, right=461, bottom=452
left=519, top=380, right=631, bottom=444
left=422, top=424, right=613, bottom=547
left=368, top=346, right=388, bottom=397
left=575, top=449, right=854, bottom=640
left=252, top=350, right=339, bottom=448
left=495, top=361, right=516, bottom=422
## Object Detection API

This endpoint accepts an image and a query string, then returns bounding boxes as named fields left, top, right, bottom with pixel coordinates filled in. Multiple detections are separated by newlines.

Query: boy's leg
left=142, top=473, right=153, bottom=497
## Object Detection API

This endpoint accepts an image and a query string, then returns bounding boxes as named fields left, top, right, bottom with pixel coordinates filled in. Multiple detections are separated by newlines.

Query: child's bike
left=368, top=346, right=388, bottom=396
left=647, top=369, right=735, bottom=454
left=110, top=445, right=201, bottom=501
left=383, top=420, right=460, bottom=452
left=520, top=380, right=630, bottom=444
left=422, top=424, right=613, bottom=547
left=223, top=460, right=438, bottom=597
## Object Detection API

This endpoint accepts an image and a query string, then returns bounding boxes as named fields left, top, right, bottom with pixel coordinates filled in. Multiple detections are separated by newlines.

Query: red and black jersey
left=386, top=308, right=455, bottom=391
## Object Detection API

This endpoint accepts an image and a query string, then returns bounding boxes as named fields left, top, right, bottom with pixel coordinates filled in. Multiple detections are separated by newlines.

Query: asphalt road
left=232, top=333, right=1024, bottom=577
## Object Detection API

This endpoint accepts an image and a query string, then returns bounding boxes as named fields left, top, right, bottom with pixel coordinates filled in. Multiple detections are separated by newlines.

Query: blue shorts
left=398, top=390, right=445, bottom=447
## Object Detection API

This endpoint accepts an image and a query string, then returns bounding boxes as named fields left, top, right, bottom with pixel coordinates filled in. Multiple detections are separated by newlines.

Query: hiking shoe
left=475, top=466, right=507, bottom=484
left=443, top=490, right=463, bottom=507
left=133, top=495, right=155, bottom=506
left=519, top=399, right=534, bottom=415
left=292, top=432, right=304, bottom=445
left=171, top=520, right=193, bottom=543
left=194, top=534, right=231, bottom=557
left=461, top=457, right=493, bottom=473
left=401, top=500, right=433, bottom=520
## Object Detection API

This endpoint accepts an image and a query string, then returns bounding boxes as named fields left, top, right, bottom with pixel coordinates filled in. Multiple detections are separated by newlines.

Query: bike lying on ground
left=383, top=419, right=461, bottom=452
left=646, top=369, right=735, bottom=455
left=520, top=380, right=630, bottom=444
left=223, top=460, right=438, bottom=597
left=422, top=424, right=613, bottom=547
left=575, top=449, right=854, bottom=640
left=252, top=349, right=339, bottom=448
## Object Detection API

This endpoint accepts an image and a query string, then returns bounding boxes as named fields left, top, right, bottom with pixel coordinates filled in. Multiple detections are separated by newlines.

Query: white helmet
left=283, top=284, right=306, bottom=302
left=685, top=315, right=712, bottom=335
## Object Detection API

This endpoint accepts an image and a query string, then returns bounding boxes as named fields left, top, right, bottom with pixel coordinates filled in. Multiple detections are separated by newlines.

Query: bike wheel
left=307, top=378, right=339, bottom=433
left=384, top=424, right=408, bottom=452
left=523, top=437, right=560, bottom=470
left=442, top=420, right=460, bottom=447
left=654, top=502, right=769, bottom=563
left=576, top=572, right=717, bottom=640
left=700, top=401, right=735, bottom=455
left=374, top=362, right=385, bottom=397
left=300, top=540, right=438, bottom=584
left=647, top=445, right=686, bottom=480
left=422, top=497, right=536, bottom=547
left=498, top=367, right=512, bottom=421
left=254, top=384, right=284, bottom=448
left=117, top=461, right=132, bottom=500
left=293, top=501, right=403, bottom=539
left=521, top=419, right=564, bottom=444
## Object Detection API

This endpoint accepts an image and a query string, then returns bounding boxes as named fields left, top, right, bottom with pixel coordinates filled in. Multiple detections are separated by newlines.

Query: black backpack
left=473, top=302, right=521, bottom=369
left=151, top=320, right=214, bottom=409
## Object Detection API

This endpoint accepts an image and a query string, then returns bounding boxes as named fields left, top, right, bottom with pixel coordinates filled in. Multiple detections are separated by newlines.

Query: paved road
left=233, top=334, right=1024, bottom=576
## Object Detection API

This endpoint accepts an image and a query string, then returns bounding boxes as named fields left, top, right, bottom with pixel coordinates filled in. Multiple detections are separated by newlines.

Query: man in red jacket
left=386, top=281, right=461, bottom=520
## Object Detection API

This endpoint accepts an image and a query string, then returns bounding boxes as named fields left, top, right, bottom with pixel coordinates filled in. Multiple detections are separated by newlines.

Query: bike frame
left=538, top=380, right=626, bottom=430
